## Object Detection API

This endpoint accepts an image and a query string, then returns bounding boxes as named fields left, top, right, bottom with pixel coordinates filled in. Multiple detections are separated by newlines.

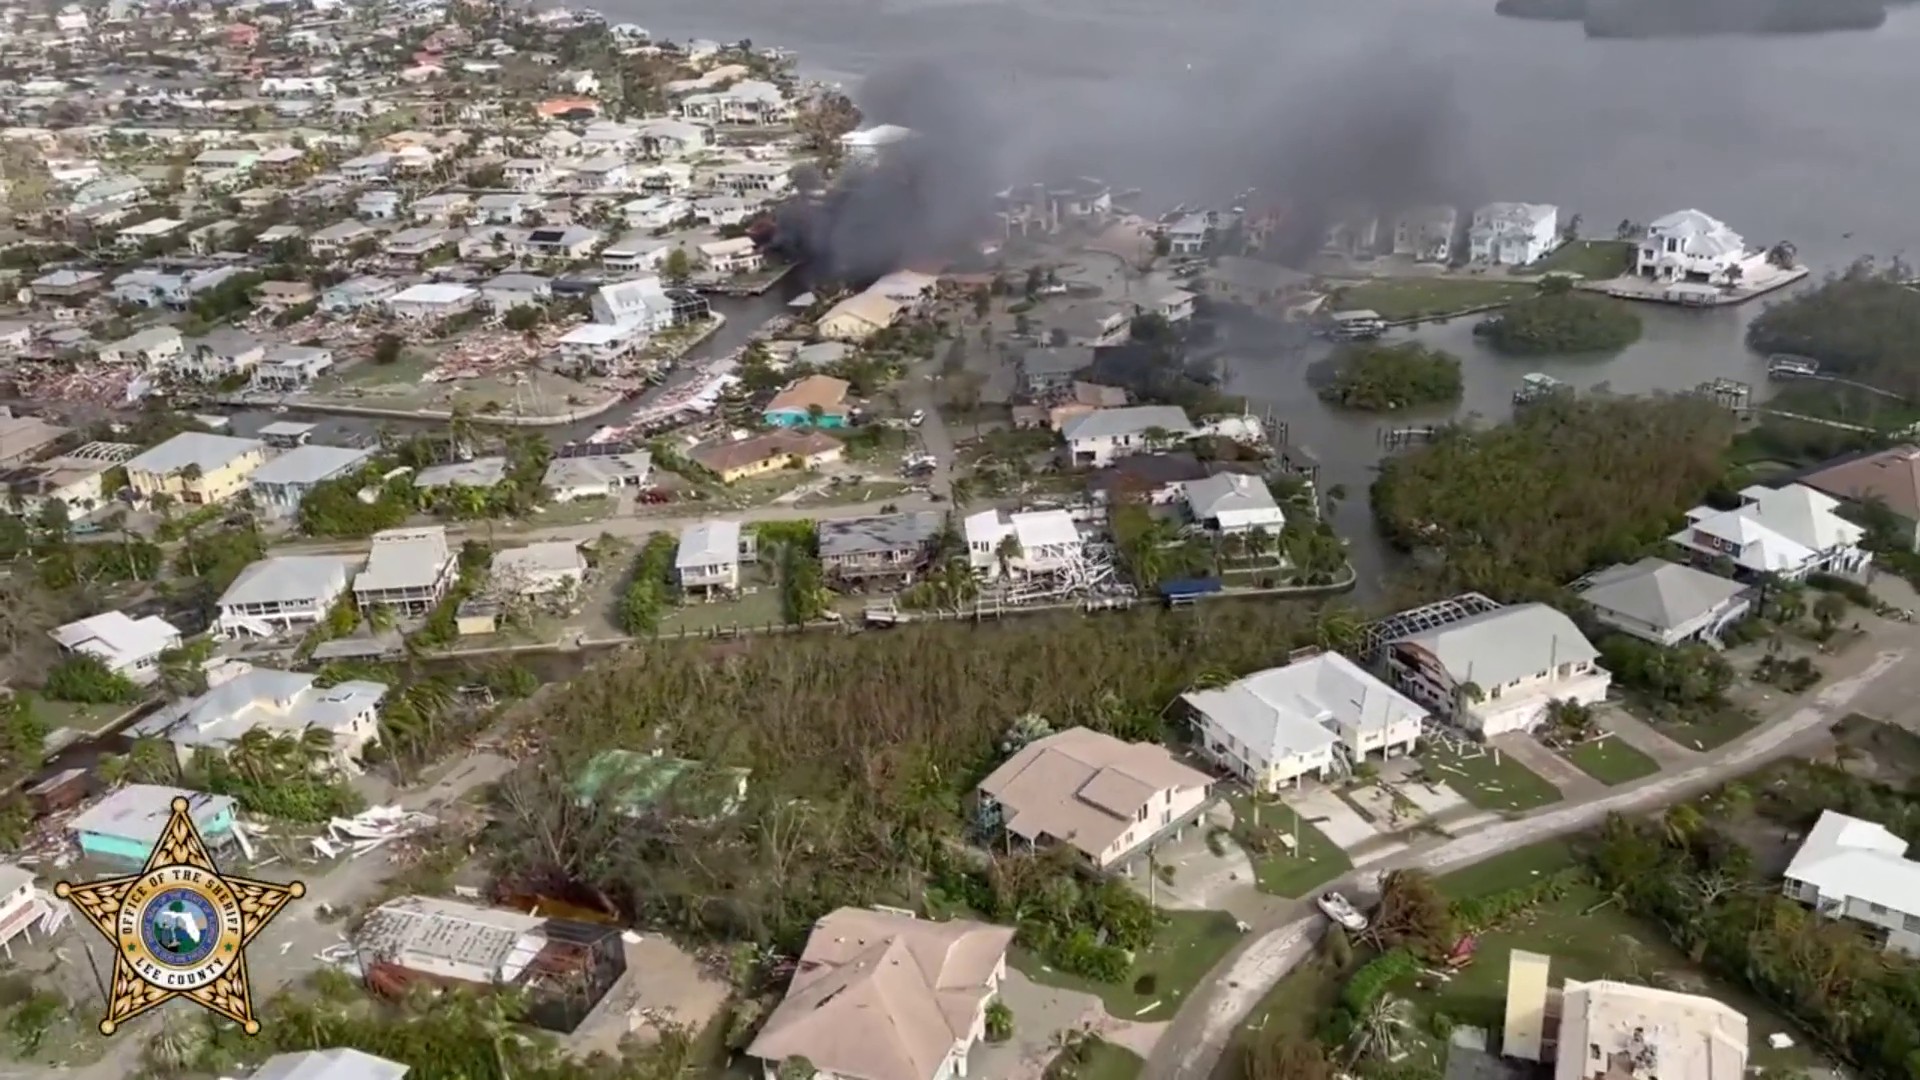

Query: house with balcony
left=602, top=232, right=672, bottom=273
left=131, top=665, right=389, bottom=767
left=1183, top=472, right=1285, bottom=536
left=590, top=277, right=678, bottom=332
left=700, top=236, right=764, bottom=275
left=570, top=155, right=630, bottom=192
left=1783, top=810, right=1920, bottom=956
left=307, top=218, right=382, bottom=257
left=1185, top=652, right=1426, bottom=790
left=387, top=283, right=479, bottom=321
left=252, top=345, right=335, bottom=392
left=963, top=509, right=1085, bottom=580
left=249, top=444, right=371, bottom=519
left=125, top=432, right=267, bottom=506
left=381, top=226, right=454, bottom=263
left=340, top=151, right=395, bottom=181
left=217, top=555, right=359, bottom=638
left=356, top=188, right=404, bottom=221
left=711, top=161, right=791, bottom=197
left=97, top=326, right=183, bottom=368
left=1572, top=558, right=1753, bottom=647
left=354, top=527, right=458, bottom=617
left=1468, top=202, right=1559, bottom=266
left=1669, top=483, right=1869, bottom=580
left=675, top=519, right=752, bottom=595
left=635, top=118, right=708, bottom=157
left=974, top=727, right=1213, bottom=871
left=0, top=863, right=47, bottom=960
left=748, top=908, right=1013, bottom=1080
left=1636, top=209, right=1756, bottom=285
left=518, top=226, right=602, bottom=262
left=679, top=79, right=788, bottom=125
left=51, top=611, right=182, bottom=686
left=557, top=321, right=650, bottom=374
left=1383, top=602, right=1608, bottom=738
left=817, top=511, right=943, bottom=585
left=321, top=275, right=401, bottom=314
left=163, top=330, right=266, bottom=382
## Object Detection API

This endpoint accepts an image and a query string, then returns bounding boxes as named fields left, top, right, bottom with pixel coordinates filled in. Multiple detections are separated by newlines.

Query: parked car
left=1316, top=890, right=1369, bottom=932
left=908, top=409, right=926, bottom=427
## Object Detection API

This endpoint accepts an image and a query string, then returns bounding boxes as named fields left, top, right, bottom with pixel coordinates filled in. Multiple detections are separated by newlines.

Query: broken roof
left=816, top=511, right=943, bottom=559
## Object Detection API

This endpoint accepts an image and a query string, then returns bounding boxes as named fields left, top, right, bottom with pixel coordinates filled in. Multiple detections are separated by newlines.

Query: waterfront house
left=124, top=433, right=267, bottom=506
left=688, top=431, right=843, bottom=483
left=249, top=444, right=372, bottom=520
left=1669, top=484, right=1869, bottom=580
left=1573, top=558, right=1753, bottom=647
left=1183, top=472, right=1285, bottom=535
left=975, top=727, right=1213, bottom=870
left=1383, top=602, right=1609, bottom=738
left=69, top=786, right=236, bottom=865
left=763, top=375, right=850, bottom=428
left=1392, top=205, right=1458, bottom=263
left=252, top=345, right=335, bottom=393
left=675, top=519, right=749, bottom=595
left=1468, top=202, right=1559, bottom=266
left=963, top=509, right=1084, bottom=579
left=1800, top=446, right=1920, bottom=552
left=1636, top=209, right=1750, bottom=284
left=817, top=512, right=944, bottom=584
left=217, top=555, right=358, bottom=638
left=1061, top=405, right=1195, bottom=468
left=1185, top=652, right=1425, bottom=790
left=133, top=665, right=388, bottom=767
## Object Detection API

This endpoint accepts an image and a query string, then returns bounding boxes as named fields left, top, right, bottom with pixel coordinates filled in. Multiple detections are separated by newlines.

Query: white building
left=50, top=612, right=182, bottom=686
left=1185, top=652, right=1426, bottom=790
left=386, top=283, right=479, bottom=321
left=1670, top=484, right=1870, bottom=580
left=1575, top=558, right=1753, bottom=647
left=1183, top=473, right=1285, bottom=535
left=1060, top=405, right=1195, bottom=468
left=354, top=527, right=458, bottom=617
left=250, top=1050, right=409, bottom=1080
left=962, top=509, right=1084, bottom=578
left=590, top=277, right=677, bottom=332
left=1783, top=810, right=1920, bottom=955
left=699, top=236, right=764, bottom=274
left=132, top=665, right=388, bottom=767
left=0, top=863, right=48, bottom=959
left=541, top=451, right=653, bottom=501
left=1468, top=202, right=1559, bottom=266
left=975, top=726, right=1213, bottom=870
left=249, top=444, right=372, bottom=520
left=1636, top=209, right=1751, bottom=284
left=1392, top=206, right=1458, bottom=263
left=217, top=555, right=359, bottom=638
left=675, top=519, right=745, bottom=595
left=1384, top=602, right=1609, bottom=738
left=1553, top=980, right=1747, bottom=1080
left=839, top=124, right=915, bottom=165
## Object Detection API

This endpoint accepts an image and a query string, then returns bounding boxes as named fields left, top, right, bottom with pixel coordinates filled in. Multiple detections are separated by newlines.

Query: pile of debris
left=309, top=805, right=439, bottom=861
left=425, top=323, right=575, bottom=383
left=10, top=366, right=137, bottom=406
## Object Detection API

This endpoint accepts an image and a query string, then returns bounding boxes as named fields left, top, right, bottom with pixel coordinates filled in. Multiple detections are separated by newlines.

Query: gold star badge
left=55, top=796, right=305, bottom=1037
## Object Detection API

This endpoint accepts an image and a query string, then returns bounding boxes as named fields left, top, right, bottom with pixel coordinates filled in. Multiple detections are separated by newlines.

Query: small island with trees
left=1746, top=259, right=1920, bottom=398
left=1474, top=278, right=1643, bottom=356
left=1317, top=342, right=1464, bottom=412
left=1495, top=0, right=1887, bottom=36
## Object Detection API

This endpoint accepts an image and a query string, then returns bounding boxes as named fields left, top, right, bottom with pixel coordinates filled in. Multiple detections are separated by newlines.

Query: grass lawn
left=521, top=497, right=615, bottom=529
left=1402, top=880, right=1822, bottom=1073
left=1044, top=1037, right=1144, bottom=1080
left=1524, top=239, right=1635, bottom=279
left=30, top=696, right=143, bottom=738
left=1331, top=278, right=1536, bottom=320
left=1636, top=702, right=1756, bottom=751
left=797, top=479, right=912, bottom=507
left=1417, top=742, right=1563, bottom=813
left=1016, top=909, right=1243, bottom=1022
left=1227, top=794, right=1352, bottom=898
left=1435, top=840, right=1579, bottom=897
left=1562, top=736, right=1661, bottom=786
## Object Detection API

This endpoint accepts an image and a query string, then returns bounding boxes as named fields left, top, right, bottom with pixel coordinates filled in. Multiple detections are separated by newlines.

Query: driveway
left=971, top=970, right=1167, bottom=1080
left=1143, top=644, right=1912, bottom=1080
left=1284, top=787, right=1379, bottom=852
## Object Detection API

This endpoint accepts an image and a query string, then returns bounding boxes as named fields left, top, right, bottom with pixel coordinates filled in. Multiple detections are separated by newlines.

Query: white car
left=1316, top=890, right=1369, bottom=932
left=909, top=409, right=926, bottom=427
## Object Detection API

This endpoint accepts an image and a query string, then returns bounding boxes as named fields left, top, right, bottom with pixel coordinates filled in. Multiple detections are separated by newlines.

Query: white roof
left=841, top=123, right=914, bottom=147
left=69, top=785, right=235, bottom=845
left=1785, top=810, right=1920, bottom=916
left=1674, top=485, right=1863, bottom=572
left=1185, top=473, right=1280, bottom=521
left=492, top=541, right=585, bottom=578
left=1391, top=603, right=1599, bottom=688
left=220, top=555, right=357, bottom=607
left=135, top=667, right=388, bottom=749
left=356, top=527, right=453, bottom=592
left=677, top=520, right=741, bottom=569
left=1013, top=509, right=1079, bottom=550
left=126, top=432, right=263, bottom=476
left=389, top=282, right=477, bottom=305
left=1061, top=405, right=1195, bottom=443
left=250, top=1049, right=410, bottom=1080
left=51, top=611, right=179, bottom=664
left=1184, top=653, right=1424, bottom=762
left=560, top=322, right=640, bottom=346
left=251, top=444, right=372, bottom=487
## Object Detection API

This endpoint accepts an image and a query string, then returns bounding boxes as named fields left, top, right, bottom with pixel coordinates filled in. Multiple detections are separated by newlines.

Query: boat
left=1328, top=309, right=1386, bottom=341
left=1513, top=372, right=1571, bottom=405
left=1317, top=890, right=1369, bottom=931
left=1767, top=354, right=1820, bottom=380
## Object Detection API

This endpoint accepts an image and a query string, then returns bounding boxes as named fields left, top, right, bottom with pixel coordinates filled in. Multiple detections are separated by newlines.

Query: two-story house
left=975, top=727, right=1213, bottom=870
left=353, top=527, right=458, bottom=618
left=816, top=511, right=943, bottom=585
left=50, top=611, right=183, bottom=686
left=1383, top=602, right=1609, bottom=738
left=1636, top=208, right=1751, bottom=284
left=124, top=432, right=267, bottom=506
left=962, top=509, right=1085, bottom=580
left=1185, top=652, right=1426, bottom=790
left=217, top=555, right=359, bottom=638
left=1670, top=483, right=1870, bottom=581
left=1468, top=202, right=1559, bottom=266
left=130, top=664, right=389, bottom=768
left=674, top=519, right=753, bottom=596
left=1784, top=810, right=1920, bottom=956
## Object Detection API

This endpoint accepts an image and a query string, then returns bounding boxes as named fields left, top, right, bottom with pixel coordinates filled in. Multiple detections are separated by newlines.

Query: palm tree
left=947, top=477, right=975, bottom=510
left=230, top=727, right=283, bottom=785
left=1313, top=606, right=1365, bottom=654
left=994, top=533, right=1023, bottom=578
left=1663, top=803, right=1705, bottom=848
left=1345, top=993, right=1415, bottom=1065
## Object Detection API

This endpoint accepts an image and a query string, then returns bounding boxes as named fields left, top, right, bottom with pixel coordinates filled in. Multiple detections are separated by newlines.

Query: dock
left=1578, top=263, right=1809, bottom=307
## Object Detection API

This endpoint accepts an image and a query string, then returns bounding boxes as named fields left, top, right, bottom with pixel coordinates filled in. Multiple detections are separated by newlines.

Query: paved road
left=1143, top=641, right=1914, bottom=1080
left=15, top=753, right=515, bottom=1080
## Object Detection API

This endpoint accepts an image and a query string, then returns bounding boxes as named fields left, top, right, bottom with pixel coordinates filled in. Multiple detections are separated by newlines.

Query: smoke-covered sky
left=675, top=0, right=1920, bottom=278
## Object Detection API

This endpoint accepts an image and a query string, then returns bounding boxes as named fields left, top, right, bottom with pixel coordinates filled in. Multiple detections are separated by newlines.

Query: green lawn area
left=1523, top=239, right=1635, bottom=279
left=1562, top=736, right=1661, bottom=786
left=1331, top=278, right=1537, bottom=320
left=1435, top=840, right=1579, bottom=897
left=521, top=496, right=615, bottom=529
left=1417, top=742, right=1563, bottom=812
left=1016, top=909, right=1243, bottom=1022
left=1226, top=794, right=1352, bottom=898
left=1634, top=702, right=1756, bottom=751
left=29, top=696, right=143, bottom=738
left=1044, top=1037, right=1144, bottom=1080
left=797, top=480, right=912, bottom=507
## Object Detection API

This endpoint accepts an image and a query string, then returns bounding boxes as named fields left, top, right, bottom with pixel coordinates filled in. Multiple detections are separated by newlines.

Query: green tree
left=1476, top=288, right=1642, bottom=355
left=662, top=247, right=693, bottom=286
left=1317, top=342, right=1464, bottom=411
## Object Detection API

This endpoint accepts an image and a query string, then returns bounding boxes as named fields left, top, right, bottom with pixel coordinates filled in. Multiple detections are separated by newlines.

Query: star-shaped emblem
left=56, top=795, right=305, bottom=1037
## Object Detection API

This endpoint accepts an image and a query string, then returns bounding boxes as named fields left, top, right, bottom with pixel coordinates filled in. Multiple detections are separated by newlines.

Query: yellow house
left=124, top=432, right=268, bottom=506
left=689, top=430, right=843, bottom=484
